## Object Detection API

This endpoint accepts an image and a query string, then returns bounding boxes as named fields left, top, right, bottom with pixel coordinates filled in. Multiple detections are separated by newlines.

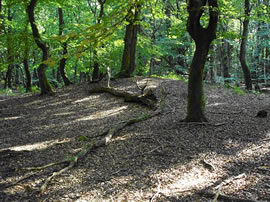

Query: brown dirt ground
left=0, top=77, right=270, bottom=202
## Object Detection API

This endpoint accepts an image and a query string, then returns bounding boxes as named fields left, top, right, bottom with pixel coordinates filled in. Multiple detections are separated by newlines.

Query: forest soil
left=0, top=78, right=270, bottom=201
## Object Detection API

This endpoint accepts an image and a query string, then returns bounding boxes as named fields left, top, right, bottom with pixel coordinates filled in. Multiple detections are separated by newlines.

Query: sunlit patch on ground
left=1, top=138, right=71, bottom=152
left=207, top=102, right=227, bottom=107
left=75, top=106, right=128, bottom=122
left=1, top=116, right=22, bottom=121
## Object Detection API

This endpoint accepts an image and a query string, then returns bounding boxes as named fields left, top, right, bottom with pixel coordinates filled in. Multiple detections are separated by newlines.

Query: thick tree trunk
left=58, top=7, right=72, bottom=86
left=239, top=0, right=252, bottom=90
left=27, top=0, right=52, bottom=95
left=186, top=43, right=209, bottom=122
left=185, top=0, right=218, bottom=122
left=119, top=3, right=141, bottom=78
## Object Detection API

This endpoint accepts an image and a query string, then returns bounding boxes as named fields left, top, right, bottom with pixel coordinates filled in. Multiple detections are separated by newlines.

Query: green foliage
left=0, top=88, right=15, bottom=96
left=0, top=0, right=269, bottom=94
left=153, top=72, right=188, bottom=82
left=31, top=86, right=40, bottom=93
left=232, top=86, right=245, bottom=95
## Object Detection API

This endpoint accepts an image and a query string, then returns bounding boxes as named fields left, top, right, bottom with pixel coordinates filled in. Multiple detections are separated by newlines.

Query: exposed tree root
left=89, top=85, right=158, bottom=110
left=0, top=173, right=37, bottom=190
left=5, top=87, right=166, bottom=194
left=37, top=111, right=161, bottom=193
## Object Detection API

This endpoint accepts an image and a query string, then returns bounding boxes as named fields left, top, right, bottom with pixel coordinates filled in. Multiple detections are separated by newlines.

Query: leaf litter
left=0, top=78, right=270, bottom=201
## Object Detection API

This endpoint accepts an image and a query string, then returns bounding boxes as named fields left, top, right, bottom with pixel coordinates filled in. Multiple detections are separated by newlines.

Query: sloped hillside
left=0, top=77, right=270, bottom=201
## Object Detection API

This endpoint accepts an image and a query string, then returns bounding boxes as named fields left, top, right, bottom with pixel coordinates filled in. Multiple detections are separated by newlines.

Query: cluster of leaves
left=0, top=0, right=269, bottom=92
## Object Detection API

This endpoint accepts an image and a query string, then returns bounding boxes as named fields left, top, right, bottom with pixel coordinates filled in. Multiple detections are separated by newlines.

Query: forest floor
left=0, top=77, right=270, bottom=202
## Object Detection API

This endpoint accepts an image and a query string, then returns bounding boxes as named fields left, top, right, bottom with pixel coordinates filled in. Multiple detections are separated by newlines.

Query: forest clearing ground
left=0, top=77, right=270, bottom=201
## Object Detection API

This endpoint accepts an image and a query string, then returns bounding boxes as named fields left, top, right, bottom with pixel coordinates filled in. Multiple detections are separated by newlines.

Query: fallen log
left=7, top=87, right=166, bottom=194
left=12, top=111, right=162, bottom=194
left=89, top=85, right=158, bottom=110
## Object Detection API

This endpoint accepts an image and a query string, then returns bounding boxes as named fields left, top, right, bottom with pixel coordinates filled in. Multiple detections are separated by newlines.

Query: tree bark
left=219, top=38, right=231, bottom=83
left=239, top=0, right=252, bottom=90
left=26, top=0, right=52, bottom=95
left=90, top=0, right=106, bottom=80
left=23, top=23, right=32, bottom=92
left=89, top=85, right=158, bottom=110
left=5, top=8, right=13, bottom=89
left=58, top=7, right=72, bottom=86
left=185, top=0, right=218, bottom=122
left=119, top=2, right=141, bottom=78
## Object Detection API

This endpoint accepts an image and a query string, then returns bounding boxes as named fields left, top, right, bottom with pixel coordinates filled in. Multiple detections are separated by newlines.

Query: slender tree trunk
left=119, top=2, right=141, bottom=78
left=92, top=50, right=100, bottom=80
left=58, top=7, right=72, bottom=86
left=23, top=23, right=32, bottom=92
left=5, top=8, right=13, bottom=89
left=14, top=65, right=20, bottom=87
left=23, top=58, right=31, bottom=91
left=26, top=0, right=52, bottom=95
left=90, top=0, right=106, bottom=80
left=74, top=61, right=78, bottom=83
left=239, top=0, right=252, bottom=90
left=219, top=39, right=231, bottom=83
left=185, top=0, right=218, bottom=122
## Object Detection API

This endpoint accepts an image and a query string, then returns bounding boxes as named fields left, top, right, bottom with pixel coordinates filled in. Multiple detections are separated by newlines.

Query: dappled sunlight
left=113, top=132, right=137, bottom=142
left=1, top=138, right=71, bottom=152
left=235, top=141, right=270, bottom=161
left=47, top=100, right=70, bottom=107
left=74, top=106, right=128, bottom=122
left=1, top=116, right=22, bottom=121
left=207, top=102, right=226, bottom=107
left=0, top=98, right=10, bottom=102
left=23, top=99, right=44, bottom=107
left=53, top=112, right=75, bottom=116
left=146, top=159, right=220, bottom=199
left=208, top=94, right=220, bottom=98
left=73, top=97, right=92, bottom=104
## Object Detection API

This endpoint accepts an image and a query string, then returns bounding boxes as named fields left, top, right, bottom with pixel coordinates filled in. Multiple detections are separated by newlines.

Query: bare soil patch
left=0, top=78, right=270, bottom=201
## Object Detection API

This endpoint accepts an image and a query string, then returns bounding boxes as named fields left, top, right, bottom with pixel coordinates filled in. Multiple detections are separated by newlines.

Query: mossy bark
left=239, top=0, right=252, bottom=90
left=23, top=23, right=32, bottom=92
left=27, top=0, right=52, bottom=95
left=185, top=0, right=218, bottom=122
left=186, top=44, right=209, bottom=122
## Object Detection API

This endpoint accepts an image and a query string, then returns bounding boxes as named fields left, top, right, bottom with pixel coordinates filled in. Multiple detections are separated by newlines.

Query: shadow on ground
left=0, top=78, right=270, bottom=201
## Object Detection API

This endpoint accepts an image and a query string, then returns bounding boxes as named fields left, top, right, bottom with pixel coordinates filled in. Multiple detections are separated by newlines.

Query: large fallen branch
left=89, top=85, right=158, bottom=110
left=40, top=112, right=161, bottom=193
left=6, top=87, right=166, bottom=194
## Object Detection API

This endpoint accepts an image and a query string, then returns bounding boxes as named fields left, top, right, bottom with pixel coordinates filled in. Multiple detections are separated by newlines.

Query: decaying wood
left=15, top=111, right=163, bottom=193
left=38, top=111, right=161, bottom=193
left=89, top=85, right=158, bottom=110
left=4, top=86, right=166, bottom=194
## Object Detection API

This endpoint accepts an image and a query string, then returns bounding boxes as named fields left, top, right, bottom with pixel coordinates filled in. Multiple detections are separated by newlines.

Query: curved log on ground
left=4, top=87, right=166, bottom=193
left=10, top=111, right=162, bottom=194
left=89, top=85, right=158, bottom=110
